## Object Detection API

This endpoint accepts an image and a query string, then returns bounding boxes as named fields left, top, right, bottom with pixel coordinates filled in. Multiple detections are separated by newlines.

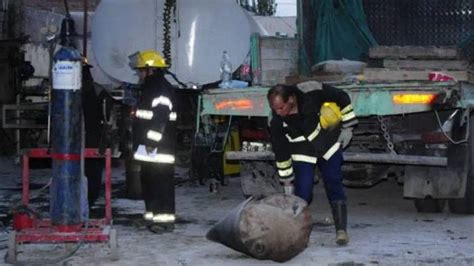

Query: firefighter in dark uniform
left=129, top=50, right=177, bottom=232
left=267, top=81, right=358, bottom=245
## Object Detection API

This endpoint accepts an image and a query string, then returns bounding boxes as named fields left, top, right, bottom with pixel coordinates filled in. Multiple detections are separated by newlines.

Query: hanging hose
left=9, top=178, right=52, bottom=220
left=6, top=182, right=91, bottom=264
left=12, top=219, right=90, bottom=266
left=434, top=109, right=470, bottom=145
left=165, top=69, right=186, bottom=88
left=0, top=221, right=9, bottom=246
left=162, top=0, right=176, bottom=67
left=63, top=0, right=70, bottom=15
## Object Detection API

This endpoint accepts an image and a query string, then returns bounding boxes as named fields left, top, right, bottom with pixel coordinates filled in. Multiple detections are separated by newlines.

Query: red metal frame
left=17, top=148, right=113, bottom=244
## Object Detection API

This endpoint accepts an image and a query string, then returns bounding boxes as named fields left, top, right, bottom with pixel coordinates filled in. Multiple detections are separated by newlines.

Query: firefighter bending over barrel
left=129, top=50, right=177, bottom=233
left=267, top=81, right=358, bottom=245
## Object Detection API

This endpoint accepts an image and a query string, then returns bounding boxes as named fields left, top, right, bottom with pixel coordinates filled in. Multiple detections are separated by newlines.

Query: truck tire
left=414, top=198, right=446, bottom=213
left=240, top=161, right=282, bottom=198
left=448, top=115, right=474, bottom=214
left=125, top=160, right=142, bottom=199
left=191, top=145, right=210, bottom=185
left=85, top=159, right=104, bottom=205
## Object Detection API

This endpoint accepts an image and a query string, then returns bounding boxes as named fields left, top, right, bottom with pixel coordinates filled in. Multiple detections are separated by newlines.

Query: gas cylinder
left=50, top=15, right=86, bottom=225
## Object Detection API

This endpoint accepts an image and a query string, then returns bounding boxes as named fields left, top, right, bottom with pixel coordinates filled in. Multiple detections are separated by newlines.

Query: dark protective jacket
left=133, top=72, right=176, bottom=164
left=269, top=83, right=357, bottom=180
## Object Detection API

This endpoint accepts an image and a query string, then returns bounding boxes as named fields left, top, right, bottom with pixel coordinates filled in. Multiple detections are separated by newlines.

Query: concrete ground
left=0, top=159, right=473, bottom=265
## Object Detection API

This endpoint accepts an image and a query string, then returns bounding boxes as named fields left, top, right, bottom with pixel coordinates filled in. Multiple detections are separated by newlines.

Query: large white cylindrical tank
left=92, top=0, right=256, bottom=85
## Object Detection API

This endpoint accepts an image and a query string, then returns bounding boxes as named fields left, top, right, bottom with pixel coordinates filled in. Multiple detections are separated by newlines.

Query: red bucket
left=13, top=213, right=35, bottom=231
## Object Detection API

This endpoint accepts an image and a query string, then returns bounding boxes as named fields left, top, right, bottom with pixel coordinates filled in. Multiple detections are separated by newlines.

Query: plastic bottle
left=220, top=50, right=233, bottom=88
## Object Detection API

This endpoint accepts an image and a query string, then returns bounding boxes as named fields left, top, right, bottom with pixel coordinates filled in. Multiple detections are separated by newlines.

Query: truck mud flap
left=404, top=142, right=468, bottom=198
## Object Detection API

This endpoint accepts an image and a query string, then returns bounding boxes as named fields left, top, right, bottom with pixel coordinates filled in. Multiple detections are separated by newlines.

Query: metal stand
left=4, top=148, right=118, bottom=264
left=192, top=104, right=233, bottom=187
left=2, top=101, right=48, bottom=158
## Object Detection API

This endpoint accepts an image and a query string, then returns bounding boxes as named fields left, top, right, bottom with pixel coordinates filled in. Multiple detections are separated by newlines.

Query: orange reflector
left=392, top=94, right=437, bottom=104
left=215, top=99, right=253, bottom=110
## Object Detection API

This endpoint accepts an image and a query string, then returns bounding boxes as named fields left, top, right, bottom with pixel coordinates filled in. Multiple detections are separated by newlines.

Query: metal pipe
left=343, top=152, right=447, bottom=166
left=226, top=151, right=448, bottom=167
left=83, top=0, right=88, bottom=57
left=296, top=0, right=305, bottom=75
left=22, top=153, right=29, bottom=205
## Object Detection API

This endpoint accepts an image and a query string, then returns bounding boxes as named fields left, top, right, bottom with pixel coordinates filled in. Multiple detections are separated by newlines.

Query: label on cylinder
left=52, top=60, right=82, bottom=90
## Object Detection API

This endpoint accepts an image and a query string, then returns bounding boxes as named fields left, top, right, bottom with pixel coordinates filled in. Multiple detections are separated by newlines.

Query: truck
left=87, top=0, right=474, bottom=214
left=193, top=74, right=474, bottom=214
left=190, top=0, right=474, bottom=215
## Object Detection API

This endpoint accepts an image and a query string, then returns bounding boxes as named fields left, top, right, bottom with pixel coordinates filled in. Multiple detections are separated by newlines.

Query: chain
left=377, top=116, right=397, bottom=154
left=162, top=0, right=176, bottom=67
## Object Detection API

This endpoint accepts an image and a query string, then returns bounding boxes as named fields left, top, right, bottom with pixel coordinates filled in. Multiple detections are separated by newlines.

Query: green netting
left=299, top=0, right=377, bottom=74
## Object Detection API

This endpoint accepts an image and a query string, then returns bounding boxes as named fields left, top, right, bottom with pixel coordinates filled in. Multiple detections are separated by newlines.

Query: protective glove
left=338, top=127, right=353, bottom=149
left=280, top=175, right=295, bottom=195
left=283, top=184, right=294, bottom=195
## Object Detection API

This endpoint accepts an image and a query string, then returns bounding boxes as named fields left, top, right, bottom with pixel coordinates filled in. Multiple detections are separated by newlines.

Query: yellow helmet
left=129, top=50, right=168, bottom=69
left=320, top=102, right=342, bottom=130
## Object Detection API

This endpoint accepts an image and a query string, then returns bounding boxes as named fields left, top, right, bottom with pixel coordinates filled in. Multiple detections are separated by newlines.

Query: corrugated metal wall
left=24, top=0, right=100, bottom=12
left=363, top=0, right=474, bottom=47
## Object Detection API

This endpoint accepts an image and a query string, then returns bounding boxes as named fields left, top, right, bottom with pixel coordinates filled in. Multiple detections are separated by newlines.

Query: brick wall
left=260, top=37, right=298, bottom=86
left=24, top=0, right=100, bottom=11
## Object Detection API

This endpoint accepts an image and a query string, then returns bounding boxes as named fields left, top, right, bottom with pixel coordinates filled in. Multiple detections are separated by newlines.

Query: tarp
left=299, top=0, right=377, bottom=74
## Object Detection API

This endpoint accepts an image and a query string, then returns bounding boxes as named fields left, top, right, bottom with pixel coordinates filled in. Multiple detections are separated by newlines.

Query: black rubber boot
left=330, top=200, right=349, bottom=246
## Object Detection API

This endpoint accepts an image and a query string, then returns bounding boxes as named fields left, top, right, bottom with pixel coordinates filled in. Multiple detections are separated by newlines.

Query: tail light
left=392, top=94, right=437, bottom=104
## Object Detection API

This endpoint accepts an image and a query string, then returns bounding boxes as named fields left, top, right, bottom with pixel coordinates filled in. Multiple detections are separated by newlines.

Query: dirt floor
left=0, top=158, right=473, bottom=265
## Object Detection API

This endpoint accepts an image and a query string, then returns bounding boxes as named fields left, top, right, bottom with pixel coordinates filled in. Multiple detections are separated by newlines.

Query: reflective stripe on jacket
left=133, top=72, right=177, bottom=163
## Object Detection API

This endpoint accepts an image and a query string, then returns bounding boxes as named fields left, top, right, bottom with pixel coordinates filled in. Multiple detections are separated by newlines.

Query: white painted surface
left=253, top=16, right=296, bottom=37
left=92, top=0, right=255, bottom=85
left=22, top=9, right=120, bottom=87
left=275, top=0, right=297, bottom=17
